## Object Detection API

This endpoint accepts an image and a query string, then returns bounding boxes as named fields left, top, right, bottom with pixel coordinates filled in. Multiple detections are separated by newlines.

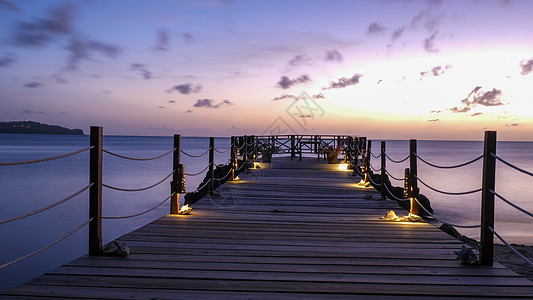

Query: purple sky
left=1, top=0, right=532, bottom=140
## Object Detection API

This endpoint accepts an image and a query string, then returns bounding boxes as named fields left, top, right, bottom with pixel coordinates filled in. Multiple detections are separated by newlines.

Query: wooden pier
left=3, top=157, right=533, bottom=299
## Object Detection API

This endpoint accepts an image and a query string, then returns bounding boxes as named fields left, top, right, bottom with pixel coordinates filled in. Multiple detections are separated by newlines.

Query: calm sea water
left=1, top=134, right=532, bottom=291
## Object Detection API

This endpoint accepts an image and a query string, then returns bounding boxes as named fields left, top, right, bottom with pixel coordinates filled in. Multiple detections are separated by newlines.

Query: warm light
left=356, top=178, right=370, bottom=188
left=234, top=176, right=240, bottom=181
left=253, top=162, right=261, bottom=169
left=337, top=163, right=349, bottom=171
left=381, top=210, right=422, bottom=222
left=178, top=204, right=192, bottom=215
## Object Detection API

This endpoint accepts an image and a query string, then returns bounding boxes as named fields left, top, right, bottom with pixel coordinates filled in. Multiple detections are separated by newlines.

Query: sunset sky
left=1, top=0, right=532, bottom=140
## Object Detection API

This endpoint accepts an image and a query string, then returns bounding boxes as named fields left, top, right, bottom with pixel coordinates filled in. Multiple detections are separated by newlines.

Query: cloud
left=158, top=106, right=165, bottom=109
left=520, top=58, right=533, bottom=75
left=155, top=29, right=170, bottom=51
left=24, top=82, right=43, bottom=88
left=12, top=3, right=75, bottom=47
left=471, top=112, right=483, bottom=117
left=168, top=100, right=176, bottom=103
left=428, top=119, right=439, bottom=122
left=182, top=32, right=193, bottom=43
left=312, top=93, right=325, bottom=99
left=52, top=74, right=67, bottom=84
left=185, top=109, right=192, bottom=113
left=277, top=74, right=311, bottom=89
left=324, top=50, right=343, bottom=63
left=420, top=64, right=451, bottom=79
left=506, top=123, right=522, bottom=127
left=322, top=73, right=362, bottom=90
left=166, top=83, right=202, bottom=94
left=193, top=99, right=233, bottom=108
left=287, top=54, right=313, bottom=67
left=411, top=1, right=443, bottom=32
left=430, top=110, right=441, bottom=114
left=450, top=86, right=505, bottom=113
left=391, top=27, right=405, bottom=42
left=0, top=0, right=20, bottom=12
left=423, top=31, right=439, bottom=53
left=272, top=94, right=298, bottom=101
left=367, top=22, right=386, bottom=36
left=21, top=109, right=45, bottom=114
left=0, top=53, right=16, bottom=67
left=65, top=36, right=121, bottom=70
left=130, top=63, right=153, bottom=80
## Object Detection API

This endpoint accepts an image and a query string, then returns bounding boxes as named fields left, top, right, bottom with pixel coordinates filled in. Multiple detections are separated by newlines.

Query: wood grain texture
left=3, top=157, right=533, bottom=298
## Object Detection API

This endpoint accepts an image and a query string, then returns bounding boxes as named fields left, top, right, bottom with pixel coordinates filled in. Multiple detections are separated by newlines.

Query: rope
left=414, top=174, right=482, bottom=196
left=214, top=167, right=233, bottom=182
left=415, top=153, right=483, bottom=169
left=0, top=146, right=92, bottom=166
left=0, top=184, right=93, bottom=225
left=180, top=148, right=210, bottom=158
left=413, top=197, right=481, bottom=228
left=385, top=153, right=409, bottom=164
left=385, top=169, right=404, bottom=182
left=370, top=150, right=381, bottom=159
left=235, top=142, right=246, bottom=151
left=103, top=170, right=175, bottom=192
left=492, top=153, right=533, bottom=177
left=185, top=178, right=212, bottom=193
left=369, top=162, right=381, bottom=173
left=184, top=164, right=210, bottom=177
left=214, top=146, right=231, bottom=154
left=489, top=226, right=533, bottom=267
left=0, top=218, right=92, bottom=270
left=367, top=172, right=381, bottom=187
left=103, top=193, right=174, bottom=219
left=103, top=148, right=175, bottom=161
left=382, top=183, right=409, bottom=202
left=490, top=189, right=533, bottom=218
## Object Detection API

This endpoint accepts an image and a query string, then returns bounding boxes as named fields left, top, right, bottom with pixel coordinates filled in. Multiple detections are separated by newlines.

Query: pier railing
left=2, top=129, right=532, bottom=270
left=359, top=131, right=533, bottom=267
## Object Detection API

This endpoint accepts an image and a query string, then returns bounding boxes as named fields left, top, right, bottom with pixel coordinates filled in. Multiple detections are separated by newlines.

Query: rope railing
left=415, top=153, right=483, bottom=169
left=366, top=171, right=381, bottom=187
left=489, top=226, right=533, bottom=267
left=384, top=168, right=404, bottom=182
left=413, top=197, right=481, bottom=229
left=382, top=183, right=409, bottom=202
left=180, top=148, right=210, bottom=158
left=184, top=164, right=210, bottom=177
left=103, top=193, right=175, bottom=219
left=185, top=178, right=212, bottom=194
left=103, top=148, right=176, bottom=161
left=385, top=153, right=409, bottom=164
left=214, top=145, right=231, bottom=154
left=102, top=170, right=175, bottom=192
left=414, top=174, right=482, bottom=196
left=214, top=167, right=233, bottom=182
left=370, top=150, right=381, bottom=159
left=0, top=218, right=92, bottom=270
left=369, top=161, right=381, bottom=173
left=0, top=184, right=93, bottom=225
left=490, top=189, right=533, bottom=218
left=0, top=146, right=93, bottom=166
left=492, top=153, right=533, bottom=177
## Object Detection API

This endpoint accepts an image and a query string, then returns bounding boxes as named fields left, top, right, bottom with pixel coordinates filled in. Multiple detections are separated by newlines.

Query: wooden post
left=291, top=135, right=295, bottom=160
left=231, top=136, right=236, bottom=180
left=243, top=135, right=248, bottom=163
left=364, top=140, right=372, bottom=175
left=89, top=126, right=103, bottom=256
left=480, top=131, right=497, bottom=266
left=409, top=139, right=420, bottom=215
left=251, top=135, right=256, bottom=163
left=209, top=137, right=215, bottom=195
left=403, top=168, right=410, bottom=199
left=381, top=141, right=386, bottom=200
left=170, top=134, right=181, bottom=214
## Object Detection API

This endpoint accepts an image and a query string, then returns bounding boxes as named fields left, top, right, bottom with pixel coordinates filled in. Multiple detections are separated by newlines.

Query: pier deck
left=3, top=157, right=533, bottom=298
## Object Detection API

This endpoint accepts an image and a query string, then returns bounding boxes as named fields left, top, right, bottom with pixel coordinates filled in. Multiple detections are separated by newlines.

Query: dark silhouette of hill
left=0, top=121, right=84, bottom=135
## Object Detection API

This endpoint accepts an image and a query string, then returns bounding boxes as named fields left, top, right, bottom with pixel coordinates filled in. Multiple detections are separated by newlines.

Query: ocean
left=1, top=134, right=532, bottom=292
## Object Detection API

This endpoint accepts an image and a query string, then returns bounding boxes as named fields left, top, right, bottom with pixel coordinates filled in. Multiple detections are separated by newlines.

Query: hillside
left=0, top=121, right=84, bottom=135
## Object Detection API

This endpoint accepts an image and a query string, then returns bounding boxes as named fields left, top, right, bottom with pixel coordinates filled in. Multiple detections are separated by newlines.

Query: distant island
left=0, top=121, right=84, bottom=135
